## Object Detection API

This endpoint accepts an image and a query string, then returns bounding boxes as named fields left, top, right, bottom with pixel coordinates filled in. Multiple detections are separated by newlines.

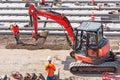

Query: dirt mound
left=6, top=43, right=70, bottom=50
left=5, top=34, right=71, bottom=50
left=6, top=44, right=40, bottom=50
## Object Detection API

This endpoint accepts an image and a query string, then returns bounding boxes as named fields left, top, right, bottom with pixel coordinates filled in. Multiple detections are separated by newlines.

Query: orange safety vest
left=45, top=63, right=56, bottom=77
left=11, top=25, right=19, bottom=35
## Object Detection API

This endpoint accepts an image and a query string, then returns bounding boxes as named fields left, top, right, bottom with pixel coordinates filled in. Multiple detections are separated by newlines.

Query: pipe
left=1, top=27, right=120, bottom=31
left=0, top=30, right=120, bottom=36
left=0, top=20, right=120, bottom=23
left=1, top=13, right=120, bottom=16
left=0, top=7, right=119, bottom=10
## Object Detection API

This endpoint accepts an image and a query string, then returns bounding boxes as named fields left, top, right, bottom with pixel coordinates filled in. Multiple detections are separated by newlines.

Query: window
left=98, top=28, right=103, bottom=42
left=89, top=33, right=96, bottom=45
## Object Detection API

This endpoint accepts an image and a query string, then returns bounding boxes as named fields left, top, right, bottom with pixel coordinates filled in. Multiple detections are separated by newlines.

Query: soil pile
left=6, top=43, right=70, bottom=50
left=5, top=34, right=70, bottom=50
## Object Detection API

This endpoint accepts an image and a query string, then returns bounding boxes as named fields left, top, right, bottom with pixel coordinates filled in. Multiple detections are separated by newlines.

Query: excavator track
left=69, top=62, right=117, bottom=74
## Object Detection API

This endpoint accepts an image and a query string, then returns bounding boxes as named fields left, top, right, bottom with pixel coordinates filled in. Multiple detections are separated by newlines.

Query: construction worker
left=45, top=56, right=56, bottom=80
left=89, top=33, right=96, bottom=44
left=9, top=24, right=21, bottom=44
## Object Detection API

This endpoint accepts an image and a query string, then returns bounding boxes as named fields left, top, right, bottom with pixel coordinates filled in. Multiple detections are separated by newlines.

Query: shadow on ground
left=61, top=56, right=102, bottom=80
left=62, top=56, right=76, bottom=70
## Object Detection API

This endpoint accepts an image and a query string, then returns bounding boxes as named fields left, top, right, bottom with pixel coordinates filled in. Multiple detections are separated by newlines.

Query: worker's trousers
left=14, top=33, right=20, bottom=44
left=46, top=76, right=55, bottom=80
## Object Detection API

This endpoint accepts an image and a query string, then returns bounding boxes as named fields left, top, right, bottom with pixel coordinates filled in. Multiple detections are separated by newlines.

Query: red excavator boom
left=29, top=4, right=75, bottom=42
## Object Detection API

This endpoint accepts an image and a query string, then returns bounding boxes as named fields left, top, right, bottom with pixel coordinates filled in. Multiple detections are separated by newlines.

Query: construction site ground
left=0, top=35, right=120, bottom=80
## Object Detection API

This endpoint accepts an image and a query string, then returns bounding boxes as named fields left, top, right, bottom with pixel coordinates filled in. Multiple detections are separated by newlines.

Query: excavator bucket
left=35, top=30, right=48, bottom=48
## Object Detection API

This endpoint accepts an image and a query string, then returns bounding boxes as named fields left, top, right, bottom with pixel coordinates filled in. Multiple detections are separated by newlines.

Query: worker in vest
left=45, top=56, right=56, bottom=80
left=9, top=24, right=20, bottom=44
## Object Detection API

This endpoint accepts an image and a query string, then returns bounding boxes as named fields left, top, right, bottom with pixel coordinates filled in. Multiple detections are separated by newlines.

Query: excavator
left=29, top=4, right=119, bottom=73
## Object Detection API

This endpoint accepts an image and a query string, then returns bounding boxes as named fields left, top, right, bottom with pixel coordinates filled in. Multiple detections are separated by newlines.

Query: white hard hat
left=47, top=56, right=52, bottom=61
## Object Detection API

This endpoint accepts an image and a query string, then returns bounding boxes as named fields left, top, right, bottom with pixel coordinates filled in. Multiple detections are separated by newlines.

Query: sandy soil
left=0, top=49, right=103, bottom=80
left=0, top=35, right=120, bottom=80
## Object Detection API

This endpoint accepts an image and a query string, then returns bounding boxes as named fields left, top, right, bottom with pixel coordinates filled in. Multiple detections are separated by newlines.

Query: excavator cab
left=75, top=22, right=105, bottom=57
left=69, top=22, right=117, bottom=73
left=71, top=22, right=111, bottom=64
